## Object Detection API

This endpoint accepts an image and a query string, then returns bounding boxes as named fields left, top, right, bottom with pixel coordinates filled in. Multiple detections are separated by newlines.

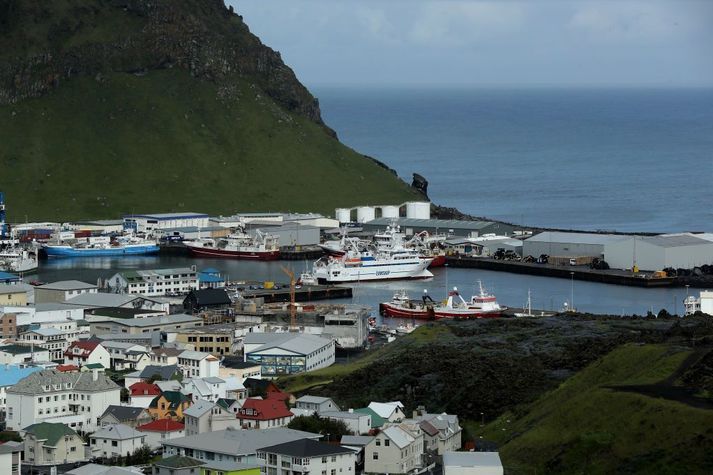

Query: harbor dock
left=446, top=256, right=677, bottom=288
left=236, top=283, right=353, bottom=303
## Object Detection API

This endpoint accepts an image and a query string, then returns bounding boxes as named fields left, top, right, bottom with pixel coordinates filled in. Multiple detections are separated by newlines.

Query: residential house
left=90, top=424, right=147, bottom=459
left=137, top=419, right=185, bottom=450
left=99, top=405, right=152, bottom=429
left=18, top=320, right=88, bottom=361
left=295, top=395, right=341, bottom=414
left=0, top=364, right=42, bottom=412
left=154, top=455, right=205, bottom=475
left=218, top=359, right=261, bottom=382
left=368, top=401, right=406, bottom=422
left=148, top=391, right=192, bottom=421
left=197, top=268, right=226, bottom=290
left=223, top=378, right=248, bottom=403
left=161, top=427, right=321, bottom=465
left=124, top=364, right=182, bottom=388
left=256, top=439, right=356, bottom=475
left=354, top=407, right=386, bottom=429
left=243, top=333, right=335, bottom=377
left=183, top=399, right=236, bottom=436
left=89, top=314, right=202, bottom=336
left=321, top=410, right=372, bottom=435
left=200, top=460, right=259, bottom=475
left=6, top=369, right=121, bottom=432
left=181, top=377, right=226, bottom=403
left=405, top=408, right=462, bottom=455
left=177, top=350, right=219, bottom=378
left=64, top=341, right=110, bottom=369
left=101, top=340, right=151, bottom=371
left=150, top=347, right=183, bottom=366
left=64, top=293, right=169, bottom=313
left=0, top=441, right=22, bottom=475
left=216, top=398, right=243, bottom=416
left=183, top=289, right=232, bottom=313
left=22, top=422, right=86, bottom=465
left=443, top=452, right=504, bottom=475
left=340, top=435, right=374, bottom=467
left=236, top=398, right=293, bottom=429
left=242, top=378, right=280, bottom=398
left=0, top=345, right=50, bottom=365
left=128, top=382, right=162, bottom=409
left=107, top=268, right=199, bottom=297
left=364, top=424, right=424, bottom=475
left=34, top=281, right=97, bottom=304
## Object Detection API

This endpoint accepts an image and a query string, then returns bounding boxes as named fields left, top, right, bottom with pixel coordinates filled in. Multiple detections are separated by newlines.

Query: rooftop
left=0, top=283, right=32, bottom=295
left=137, top=419, right=185, bottom=432
left=526, top=231, right=628, bottom=245
left=87, top=307, right=161, bottom=319
left=162, top=428, right=320, bottom=456
left=0, top=365, right=42, bottom=387
left=92, top=423, right=144, bottom=440
left=0, top=344, right=41, bottom=355
left=93, top=313, right=201, bottom=328
left=260, top=438, right=354, bottom=457
left=24, top=422, right=78, bottom=445
left=155, top=455, right=206, bottom=469
left=366, top=217, right=498, bottom=231
left=8, top=369, right=119, bottom=394
left=642, top=233, right=712, bottom=248
left=124, top=213, right=209, bottom=220
left=37, top=280, right=97, bottom=291
left=101, top=405, right=148, bottom=422
left=443, top=451, right=503, bottom=468
left=245, top=333, right=333, bottom=356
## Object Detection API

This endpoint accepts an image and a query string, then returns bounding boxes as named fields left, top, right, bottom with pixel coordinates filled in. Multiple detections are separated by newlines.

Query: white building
left=257, top=439, right=356, bottom=475
left=0, top=442, right=21, bottom=475
left=34, top=281, right=98, bottom=304
left=0, top=345, right=50, bottom=365
left=181, top=377, right=226, bottom=403
left=64, top=341, right=111, bottom=368
left=295, top=395, right=341, bottom=414
left=405, top=408, right=462, bottom=455
left=3, top=303, right=86, bottom=326
left=368, top=401, right=406, bottom=422
left=364, top=424, right=424, bottom=474
left=101, top=340, right=151, bottom=371
left=18, top=320, right=88, bottom=361
left=123, top=213, right=209, bottom=234
left=243, top=333, right=335, bottom=377
left=443, top=452, right=504, bottom=475
left=90, top=424, right=147, bottom=459
left=6, top=369, right=121, bottom=432
left=177, top=351, right=219, bottom=378
left=107, top=268, right=199, bottom=297
left=605, top=233, right=713, bottom=271
left=684, top=290, right=713, bottom=316
left=321, top=410, right=372, bottom=435
left=183, top=399, right=235, bottom=436
left=136, top=419, right=185, bottom=450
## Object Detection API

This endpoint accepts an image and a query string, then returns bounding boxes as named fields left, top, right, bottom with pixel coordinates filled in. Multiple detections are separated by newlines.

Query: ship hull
left=187, top=246, right=280, bottom=260
left=315, top=260, right=433, bottom=283
left=426, top=255, right=446, bottom=268
left=380, top=302, right=502, bottom=319
left=43, top=244, right=159, bottom=257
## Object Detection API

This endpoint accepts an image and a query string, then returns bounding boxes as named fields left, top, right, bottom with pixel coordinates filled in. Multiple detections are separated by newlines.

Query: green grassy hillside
left=0, top=69, right=416, bottom=220
left=479, top=343, right=713, bottom=474
left=0, top=0, right=418, bottom=221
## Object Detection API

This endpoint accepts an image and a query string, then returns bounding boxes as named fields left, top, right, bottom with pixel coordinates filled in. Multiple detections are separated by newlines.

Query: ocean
left=314, top=87, right=713, bottom=233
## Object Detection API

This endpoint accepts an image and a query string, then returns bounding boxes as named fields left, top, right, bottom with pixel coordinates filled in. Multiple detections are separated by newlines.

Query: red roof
left=237, top=398, right=293, bottom=421
left=266, top=391, right=291, bottom=402
left=64, top=341, right=100, bottom=359
left=130, top=382, right=161, bottom=397
left=137, top=419, right=185, bottom=432
left=56, top=364, right=80, bottom=372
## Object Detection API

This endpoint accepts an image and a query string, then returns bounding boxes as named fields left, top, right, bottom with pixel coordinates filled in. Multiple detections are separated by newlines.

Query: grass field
left=0, top=69, right=417, bottom=221
left=475, top=343, right=713, bottom=474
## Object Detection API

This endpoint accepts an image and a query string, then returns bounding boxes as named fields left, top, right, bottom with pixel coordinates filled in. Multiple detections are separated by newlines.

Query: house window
left=372, top=453, right=378, bottom=460
left=375, top=439, right=380, bottom=446
left=385, top=439, right=390, bottom=447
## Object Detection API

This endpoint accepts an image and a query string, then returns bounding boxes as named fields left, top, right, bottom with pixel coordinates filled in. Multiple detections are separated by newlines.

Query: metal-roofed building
left=443, top=451, right=504, bottom=475
left=107, top=267, right=199, bottom=296
left=523, top=231, right=629, bottom=259
left=363, top=217, right=516, bottom=238
left=243, top=333, right=335, bottom=377
left=604, top=233, right=713, bottom=271
left=89, top=313, right=202, bottom=336
left=35, top=280, right=98, bottom=304
left=123, top=213, right=209, bottom=233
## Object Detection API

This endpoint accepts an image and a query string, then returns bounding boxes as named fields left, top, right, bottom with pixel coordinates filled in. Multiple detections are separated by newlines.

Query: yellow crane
left=281, top=266, right=298, bottom=331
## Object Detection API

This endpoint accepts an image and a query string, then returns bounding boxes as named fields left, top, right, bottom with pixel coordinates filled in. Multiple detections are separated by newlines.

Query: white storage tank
left=380, top=205, right=400, bottom=218
left=356, top=206, right=376, bottom=223
left=405, top=201, right=431, bottom=219
left=335, top=208, right=352, bottom=224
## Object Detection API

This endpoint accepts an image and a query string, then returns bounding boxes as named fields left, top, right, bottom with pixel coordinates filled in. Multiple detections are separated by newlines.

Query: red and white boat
left=184, top=229, right=280, bottom=260
left=379, top=281, right=505, bottom=320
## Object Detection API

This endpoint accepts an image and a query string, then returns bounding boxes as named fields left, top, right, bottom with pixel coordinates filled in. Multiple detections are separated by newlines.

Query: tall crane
left=281, top=265, right=298, bottom=332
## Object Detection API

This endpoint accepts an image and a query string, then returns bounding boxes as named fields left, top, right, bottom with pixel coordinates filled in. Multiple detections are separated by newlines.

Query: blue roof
left=0, top=272, right=21, bottom=282
left=0, top=365, right=42, bottom=387
left=199, top=275, right=224, bottom=283
left=200, top=268, right=221, bottom=274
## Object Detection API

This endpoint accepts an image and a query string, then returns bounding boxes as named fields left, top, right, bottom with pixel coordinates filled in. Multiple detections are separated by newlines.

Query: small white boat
left=0, top=247, right=38, bottom=273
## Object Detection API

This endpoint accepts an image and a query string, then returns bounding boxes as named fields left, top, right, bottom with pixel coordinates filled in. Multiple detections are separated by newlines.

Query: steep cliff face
left=0, top=0, right=331, bottom=133
left=0, top=0, right=418, bottom=220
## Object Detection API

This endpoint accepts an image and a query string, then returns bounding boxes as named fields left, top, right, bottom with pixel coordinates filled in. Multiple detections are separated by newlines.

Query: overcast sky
left=228, top=0, right=713, bottom=87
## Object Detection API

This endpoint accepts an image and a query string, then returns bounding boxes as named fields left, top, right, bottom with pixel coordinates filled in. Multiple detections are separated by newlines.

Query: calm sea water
left=314, top=87, right=713, bottom=233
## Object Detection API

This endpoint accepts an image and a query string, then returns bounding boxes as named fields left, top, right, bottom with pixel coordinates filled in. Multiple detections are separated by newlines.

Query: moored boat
left=313, top=248, right=433, bottom=283
left=184, top=229, right=280, bottom=260
left=0, top=247, right=38, bottom=273
left=43, top=235, right=159, bottom=257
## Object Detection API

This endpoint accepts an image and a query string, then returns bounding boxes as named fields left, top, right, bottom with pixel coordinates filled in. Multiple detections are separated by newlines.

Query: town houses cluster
left=0, top=277, right=503, bottom=475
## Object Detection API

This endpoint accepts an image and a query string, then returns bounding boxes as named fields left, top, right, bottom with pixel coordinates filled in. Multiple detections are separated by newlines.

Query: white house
left=364, top=424, right=424, bottom=474
left=405, top=408, right=462, bottom=455
left=257, top=439, right=356, bottom=475
left=321, top=410, right=372, bottom=435
left=107, top=268, right=199, bottom=297
left=0, top=345, right=50, bottom=365
left=6, top=369, right=121, bottom=432
left=90, top=424, right=147, bottom=459
left=136, top=419, right=185, bottom=450
left=22, top=422, right=87, bottom=465
left=183, top=399, right=236, bottom=436
left=0, top=442, right=21, bottom=475
left=177, top=350, right=219, bottom=378
left=294, top=395, right=340, bottom=414
left=368, top=401, right=406, bottom=422
left=17, top=320, right=88, bottom=361
left=101, top=340, right=151, bottom=371
left=34, top=281, right=98, bottom=304
left=128, top=382, right=162, bottom=409
left=64, top=341, right=110, bottom=368
left=443, top=452, right=504, bottom=475
left=181, top=377, right=226, bottom=403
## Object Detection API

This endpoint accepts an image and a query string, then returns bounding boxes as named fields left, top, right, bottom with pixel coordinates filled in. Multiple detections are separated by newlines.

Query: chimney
left=92, top=368, right=99, bottom=381
left=348, top=408, right=353, bottom=413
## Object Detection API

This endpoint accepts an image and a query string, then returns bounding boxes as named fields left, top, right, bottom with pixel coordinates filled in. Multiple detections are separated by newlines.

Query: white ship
left=313, top=247, right=433, bottom=283
left=0, top=247, right=38, bottom=273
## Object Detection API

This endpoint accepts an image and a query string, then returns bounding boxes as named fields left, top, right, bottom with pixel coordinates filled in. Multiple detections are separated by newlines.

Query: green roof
left=156, top=455, right=206, bottom=469
left=354, top=407, right=386, bottom=428
left=24, top=422, right=78, bottom=446
left=0, top=344, right=36, bottom=355
left=84, top=363, right=104, bottom=369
